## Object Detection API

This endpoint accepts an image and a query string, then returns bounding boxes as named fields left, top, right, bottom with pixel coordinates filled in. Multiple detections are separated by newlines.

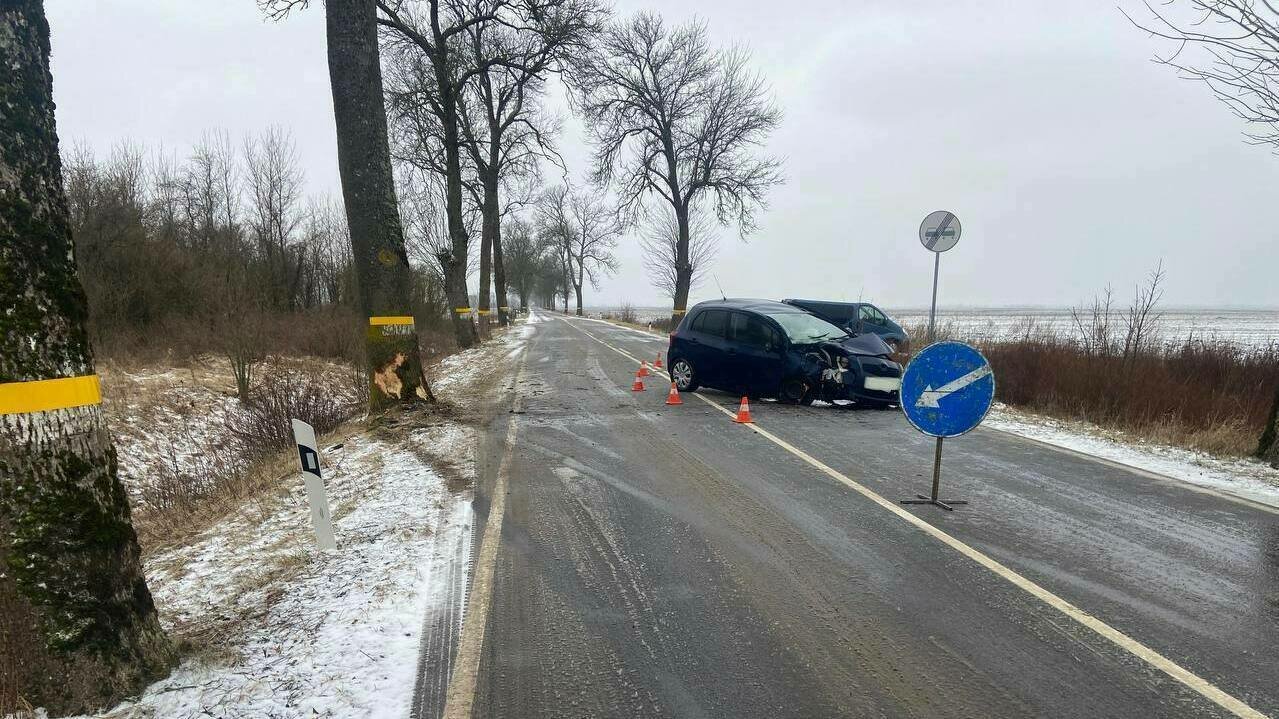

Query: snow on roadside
left=76, top=422, right=472, bottom=719
left=986, top=404, right=1279, bottom=508
left=429, top=318, right=536, bottom=394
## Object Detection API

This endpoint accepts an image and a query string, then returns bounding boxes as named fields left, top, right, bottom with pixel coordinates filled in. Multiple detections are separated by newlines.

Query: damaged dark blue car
left=667, top=299, right=903, bottom=408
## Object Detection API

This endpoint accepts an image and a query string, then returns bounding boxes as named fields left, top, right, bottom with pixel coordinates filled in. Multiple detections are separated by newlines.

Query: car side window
left=695, top=309, right=728, bottom=338
left=859, top=305, right=885, bottom=325
left=731, top=312, right=779, bottom=351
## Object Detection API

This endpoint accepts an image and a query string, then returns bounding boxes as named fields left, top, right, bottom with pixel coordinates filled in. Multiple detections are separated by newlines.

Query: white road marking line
left=442, top=360, right=526, bottom=719
left=560, top=316, right=1266, bottom=719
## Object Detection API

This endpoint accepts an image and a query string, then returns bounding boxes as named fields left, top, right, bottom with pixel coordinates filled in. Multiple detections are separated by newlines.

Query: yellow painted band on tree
left=477, top=310, right=492, bottom=316
left=0, top=374, right=101, bottom=415
left=498, top=306, right=510, bottom=311
left=368, top=316, right=415, bottom=326
left=454, top=307, right=472, bottom=314
left=672, top=309, right=687, bottom=315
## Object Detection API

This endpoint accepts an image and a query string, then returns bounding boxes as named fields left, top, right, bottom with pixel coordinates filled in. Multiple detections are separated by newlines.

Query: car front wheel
left=779, top=376, right=814, bottom=405
left=670, top=357, right=699, bottom=392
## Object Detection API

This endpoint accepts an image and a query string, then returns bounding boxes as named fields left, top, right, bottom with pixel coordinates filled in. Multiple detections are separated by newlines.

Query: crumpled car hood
left=835, top=332, right=894, bottom=358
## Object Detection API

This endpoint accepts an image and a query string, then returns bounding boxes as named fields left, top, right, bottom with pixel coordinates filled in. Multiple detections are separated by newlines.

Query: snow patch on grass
left=986, top=404, right=1279, bottom=508
left=79, top=431, right=460, bottom=719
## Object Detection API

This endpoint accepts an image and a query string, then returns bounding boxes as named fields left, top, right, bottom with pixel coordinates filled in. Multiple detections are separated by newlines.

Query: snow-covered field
left=586, top=305, right=1279, bottom=348
left=987, top=404, right=1279, bottom=508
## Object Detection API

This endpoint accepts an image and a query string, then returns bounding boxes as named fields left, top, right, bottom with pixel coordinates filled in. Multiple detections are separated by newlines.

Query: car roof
left=782, top=298, right=869, bottom=308
left=691, top=298, right=804, bottom=314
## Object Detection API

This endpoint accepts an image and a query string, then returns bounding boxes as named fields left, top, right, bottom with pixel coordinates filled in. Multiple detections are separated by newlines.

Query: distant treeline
left=63, top=128, right=453, bottom=364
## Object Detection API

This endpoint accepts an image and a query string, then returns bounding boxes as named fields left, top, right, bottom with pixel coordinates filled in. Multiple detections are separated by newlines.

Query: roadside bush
left=131, top=360, right=361, bottom=543
left=982, top=334, right=1279, bottom=456
left=225, top=365, right=360, bottom=462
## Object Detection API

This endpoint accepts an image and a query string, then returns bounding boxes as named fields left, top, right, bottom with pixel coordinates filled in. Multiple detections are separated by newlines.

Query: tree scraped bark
left=0, top=2, right=174, bottom=714
left=325, top=0, right=435, bottom=409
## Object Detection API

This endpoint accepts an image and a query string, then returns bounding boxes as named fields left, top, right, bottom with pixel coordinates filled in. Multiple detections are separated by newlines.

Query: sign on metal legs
left=291, top=418, right=338, bottom=550
left=918, top=210, right=961, bottom=343
left=899, top=341, right=995, bottom=510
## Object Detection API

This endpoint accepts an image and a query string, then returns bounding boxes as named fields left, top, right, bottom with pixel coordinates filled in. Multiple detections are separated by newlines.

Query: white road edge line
left=984, top=426, right=1279, bottom=516
left=560, top=315, right=1266, bottom=719
left=442, top=359, right=526, bottom=719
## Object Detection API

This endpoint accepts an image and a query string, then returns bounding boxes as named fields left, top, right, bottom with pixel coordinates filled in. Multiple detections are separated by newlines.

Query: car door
left=686, top=309, right=730, bottom=388
left=729, top=312, right=785, bottom=396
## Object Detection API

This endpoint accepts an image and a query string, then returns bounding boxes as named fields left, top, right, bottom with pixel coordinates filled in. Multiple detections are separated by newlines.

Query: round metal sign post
left=918, top=210, right=961, bottom=344
left=899, top=341, right=994, bottom=511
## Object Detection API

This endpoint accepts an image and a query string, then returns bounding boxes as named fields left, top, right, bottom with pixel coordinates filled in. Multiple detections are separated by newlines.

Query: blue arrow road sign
left=900, top=341, right=995, bottom=438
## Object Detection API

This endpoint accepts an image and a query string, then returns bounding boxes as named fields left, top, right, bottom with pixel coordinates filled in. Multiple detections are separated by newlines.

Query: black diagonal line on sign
left=925, top=212, right=954, bottom=250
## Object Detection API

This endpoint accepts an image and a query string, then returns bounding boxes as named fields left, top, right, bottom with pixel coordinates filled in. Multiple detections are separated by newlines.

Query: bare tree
left=1130, top=1, right=1279, bottom=148
left=536, top=183, right=620, bottom=315
left=501, top=216, right=543, bottom=309
left=0, top=3, right=174, bottom=713
left=1121, top=261, right=1165, bottom=361
left=377, top=0, right=602, bottom=343
left=570, top=12, right=782, bottom=324
left=1128, top=2, right=1279, bottom=463
left=457, top=3, right=603, bottom=329
left=640, top=206, right=719, bottom=301
left=263, top=0, right=436, bottom=408
left=243, top=127, right=305, bottom=308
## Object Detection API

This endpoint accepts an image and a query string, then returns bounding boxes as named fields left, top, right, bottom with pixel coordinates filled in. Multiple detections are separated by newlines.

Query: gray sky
left=48, top=0, right=1279, bottom=309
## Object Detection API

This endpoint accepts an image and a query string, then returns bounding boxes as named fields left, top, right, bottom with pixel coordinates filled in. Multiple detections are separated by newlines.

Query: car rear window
left=692, top=309, right=728, bottom=338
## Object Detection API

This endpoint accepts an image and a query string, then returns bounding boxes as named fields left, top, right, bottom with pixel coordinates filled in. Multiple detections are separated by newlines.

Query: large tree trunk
left=1260, top=385, right=1279, bottom=468
left=0, top=4, right=174, bottom=714
left=671, top=204, right=693, bottom=327
left=476, top=173, right=498, bottom=338
left=492, top=219, right=509, bottom=327
left=439, top=85, right=478, bottom=348
left=326, top=0, right=435, bottom=410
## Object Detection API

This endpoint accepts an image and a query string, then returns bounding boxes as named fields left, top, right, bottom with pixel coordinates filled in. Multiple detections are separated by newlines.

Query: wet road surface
left=432, top=312, right=1279, bottom=719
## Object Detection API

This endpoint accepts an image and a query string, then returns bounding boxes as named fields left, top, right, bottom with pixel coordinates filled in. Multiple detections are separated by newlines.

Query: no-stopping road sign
left=901, top=341, right=995, bottom=438
left=919, top=210, right=961, bottom=252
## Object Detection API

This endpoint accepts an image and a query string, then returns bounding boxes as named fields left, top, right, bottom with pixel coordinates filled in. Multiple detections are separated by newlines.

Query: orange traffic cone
left=654, top=353, right=664, bottom=369
left=632, top=371, right=646, bottom=392
left=733, top=396, right=753, bottom=423
left=638, top=361, right=650, bottom=377
left=665, top=382, right=682, bottom=405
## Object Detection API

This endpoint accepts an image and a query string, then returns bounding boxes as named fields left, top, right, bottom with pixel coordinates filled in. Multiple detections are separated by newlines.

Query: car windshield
left=764, top=312, right=847, bottom=343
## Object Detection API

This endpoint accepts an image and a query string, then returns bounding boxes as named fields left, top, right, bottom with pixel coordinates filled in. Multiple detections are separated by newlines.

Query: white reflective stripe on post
left=290, top=419, right=337, bottom=551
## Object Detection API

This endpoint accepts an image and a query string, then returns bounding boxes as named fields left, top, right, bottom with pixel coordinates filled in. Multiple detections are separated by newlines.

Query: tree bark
left=671, top=203, right=693, bottom=327
left=493, top=221, right=509, bottom=326
left=326, top=0, right=435, bottom=410
left=1260, top=385, right=1279, bottom=468
left=0, top=3, right=174, bottom=713
left=438, top=75, right=478, bottom=348
left=477, top=174, right=498, bottom=337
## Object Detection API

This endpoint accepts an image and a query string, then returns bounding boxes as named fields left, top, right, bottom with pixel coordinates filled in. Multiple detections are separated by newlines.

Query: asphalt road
left=430, top=312, right=1279, bottom=719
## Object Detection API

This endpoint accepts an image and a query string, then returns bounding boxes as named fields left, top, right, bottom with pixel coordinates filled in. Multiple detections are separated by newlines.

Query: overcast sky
left=47, top=0, right=1279, bottom=309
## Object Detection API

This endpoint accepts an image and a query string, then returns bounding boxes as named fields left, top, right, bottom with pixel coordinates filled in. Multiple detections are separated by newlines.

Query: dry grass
left=981, top=335, right=1279, bottom=456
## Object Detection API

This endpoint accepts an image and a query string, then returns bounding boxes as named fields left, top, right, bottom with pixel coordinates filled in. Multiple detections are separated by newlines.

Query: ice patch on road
left=986, top=404, right=1279, bottom=509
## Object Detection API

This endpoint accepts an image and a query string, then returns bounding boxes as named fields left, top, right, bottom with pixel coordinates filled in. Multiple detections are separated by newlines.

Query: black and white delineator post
left=290, top=419, right=337, bottom=550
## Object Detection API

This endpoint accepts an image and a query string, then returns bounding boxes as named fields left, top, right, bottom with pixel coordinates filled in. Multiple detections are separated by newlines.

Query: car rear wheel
left=671, top=358, right=699, bottom=392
